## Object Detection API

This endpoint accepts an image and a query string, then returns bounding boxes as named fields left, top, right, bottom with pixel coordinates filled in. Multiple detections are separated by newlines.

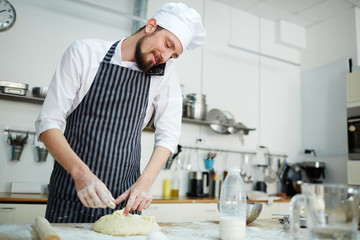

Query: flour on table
left=93, top=209, right=160, bottom=236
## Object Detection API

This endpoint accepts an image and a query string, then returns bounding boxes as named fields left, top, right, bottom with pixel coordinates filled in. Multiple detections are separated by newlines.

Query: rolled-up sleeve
left=35, top=41, right=83, bottom=139
left=152, top=62, right=183, bottom=153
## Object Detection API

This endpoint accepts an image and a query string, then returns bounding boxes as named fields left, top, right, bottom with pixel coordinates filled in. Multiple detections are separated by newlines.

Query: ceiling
left=214, top=0, right=360, bottom=28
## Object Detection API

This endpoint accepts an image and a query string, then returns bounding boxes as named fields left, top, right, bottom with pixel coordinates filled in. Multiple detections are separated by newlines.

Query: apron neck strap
left=102, top=40, right=120, bottom=62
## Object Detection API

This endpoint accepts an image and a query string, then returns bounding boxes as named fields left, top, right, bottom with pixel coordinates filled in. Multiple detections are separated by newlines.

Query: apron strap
left=102, top=40, right=120, bottom=62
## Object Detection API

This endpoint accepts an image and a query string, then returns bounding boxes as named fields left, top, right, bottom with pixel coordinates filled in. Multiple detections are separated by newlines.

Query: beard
left=135, top=35, right=155, bottom=73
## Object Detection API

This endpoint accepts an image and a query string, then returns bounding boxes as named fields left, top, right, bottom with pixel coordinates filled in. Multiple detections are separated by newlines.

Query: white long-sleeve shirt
left=35, top=38, right=182, bottom=153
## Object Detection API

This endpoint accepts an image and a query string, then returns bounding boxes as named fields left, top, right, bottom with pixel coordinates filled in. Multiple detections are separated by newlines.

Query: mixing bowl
left=246, top=202, right=263, bottom=224
left=217, top=202, right=263, bottom=224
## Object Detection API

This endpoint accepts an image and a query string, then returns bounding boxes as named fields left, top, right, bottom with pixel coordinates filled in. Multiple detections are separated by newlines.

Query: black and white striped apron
left=45, top=41, right=164, bottom=223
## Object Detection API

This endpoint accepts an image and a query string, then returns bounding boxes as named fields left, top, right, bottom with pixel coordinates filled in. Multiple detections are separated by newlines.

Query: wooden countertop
left=0, top=192, right=220, bottom=204
left=0, top=192, right=291, bottom=204
left=0, top=192, right=48, bottom=203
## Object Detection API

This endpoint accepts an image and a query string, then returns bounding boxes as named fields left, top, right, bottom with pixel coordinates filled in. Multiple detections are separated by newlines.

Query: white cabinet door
left=0, top=204, right=46, bottom=224
left=347, top=72, right=360, bottom=107
left=143, top=203, right=219, bottom=222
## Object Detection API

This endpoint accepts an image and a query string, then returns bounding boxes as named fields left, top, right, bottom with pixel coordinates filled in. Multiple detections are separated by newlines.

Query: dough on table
left=93, top=209, right=160, bottom=236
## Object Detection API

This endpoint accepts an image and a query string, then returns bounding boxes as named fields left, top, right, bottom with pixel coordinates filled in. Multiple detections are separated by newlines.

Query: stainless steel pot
left=186, top=93, right=206, bottom=103
left=184, top=102, right=207, bottom=120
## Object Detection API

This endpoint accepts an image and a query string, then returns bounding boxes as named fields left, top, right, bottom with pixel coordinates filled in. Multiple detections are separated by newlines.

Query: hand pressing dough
left=93, top=209, right=160, bottom=236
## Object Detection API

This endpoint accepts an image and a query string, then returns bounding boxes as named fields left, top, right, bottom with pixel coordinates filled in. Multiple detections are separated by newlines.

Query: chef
left=35, top=2, right=206, bottom=223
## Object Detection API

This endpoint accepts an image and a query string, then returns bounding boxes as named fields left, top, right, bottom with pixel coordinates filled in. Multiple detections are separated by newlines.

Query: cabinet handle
left=0, top=207, right=15, bottom=210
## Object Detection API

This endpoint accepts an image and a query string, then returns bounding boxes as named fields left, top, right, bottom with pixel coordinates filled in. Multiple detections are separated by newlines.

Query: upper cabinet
left=346, top=71, right=360, bottom=107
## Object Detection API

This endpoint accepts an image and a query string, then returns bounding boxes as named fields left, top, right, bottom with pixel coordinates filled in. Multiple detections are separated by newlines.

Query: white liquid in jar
left=220, top=217, right=246, bottom=240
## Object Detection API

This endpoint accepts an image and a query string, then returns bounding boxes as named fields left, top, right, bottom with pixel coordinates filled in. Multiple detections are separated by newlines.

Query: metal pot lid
left=206, top=109, right=229, bottom=134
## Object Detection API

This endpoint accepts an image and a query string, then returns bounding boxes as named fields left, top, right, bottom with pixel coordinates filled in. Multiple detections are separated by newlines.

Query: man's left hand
left=115, top=183, right=152, bottom=215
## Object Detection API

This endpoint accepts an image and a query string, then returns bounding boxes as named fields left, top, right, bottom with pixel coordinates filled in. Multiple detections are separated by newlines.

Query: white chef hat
left=152, top=2, right=206, bottom=50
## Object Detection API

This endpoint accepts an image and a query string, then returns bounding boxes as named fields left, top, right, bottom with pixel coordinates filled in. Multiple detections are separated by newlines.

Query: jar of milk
left=219, top=168, right=246, bottom=240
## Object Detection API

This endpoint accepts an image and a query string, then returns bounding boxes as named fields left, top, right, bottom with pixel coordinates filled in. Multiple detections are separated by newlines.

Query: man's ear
left=144, top=18, right=158, bottom=34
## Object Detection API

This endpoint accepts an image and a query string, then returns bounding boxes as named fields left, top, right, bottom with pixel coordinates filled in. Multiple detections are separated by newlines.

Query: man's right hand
left=74, top=171, right=116, bottom=209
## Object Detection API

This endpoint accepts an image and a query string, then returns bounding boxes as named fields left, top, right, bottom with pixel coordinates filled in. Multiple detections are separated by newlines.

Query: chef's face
left=135, top=26, right=183, bottom=72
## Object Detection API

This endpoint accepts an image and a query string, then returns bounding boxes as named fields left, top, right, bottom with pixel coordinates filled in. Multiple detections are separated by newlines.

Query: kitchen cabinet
left=346, top=71, right=360, bottom=107
left=0, top=203, right=46, bottom=224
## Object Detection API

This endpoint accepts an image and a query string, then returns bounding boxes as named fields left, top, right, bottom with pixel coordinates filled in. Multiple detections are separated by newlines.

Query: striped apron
left=45, top=41, right=164, bottom=223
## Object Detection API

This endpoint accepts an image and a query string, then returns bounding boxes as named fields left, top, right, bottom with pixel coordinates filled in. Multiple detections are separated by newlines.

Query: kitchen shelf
left=182, top=117, right=209, bottom=126
left=182, top=117, right=256, bottom=133
left=0, top=93, right=44, bottom=104
left=0, top=94, right=255, bottom=134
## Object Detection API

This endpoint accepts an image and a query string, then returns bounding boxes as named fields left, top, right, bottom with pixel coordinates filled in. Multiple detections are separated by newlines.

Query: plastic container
left=219, top=168, right=246, bottom=240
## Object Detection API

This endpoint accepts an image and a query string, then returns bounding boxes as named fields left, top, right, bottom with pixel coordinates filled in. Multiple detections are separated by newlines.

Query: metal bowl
left=246, top=202, right=263, bottom=224
left=217, top=202, right=263, bottom=224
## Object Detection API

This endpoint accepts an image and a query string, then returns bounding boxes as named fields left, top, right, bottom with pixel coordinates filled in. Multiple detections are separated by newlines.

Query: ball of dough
left=93, top=209, right=160, bottom=236
left=147, top=231, right=168, bottom=240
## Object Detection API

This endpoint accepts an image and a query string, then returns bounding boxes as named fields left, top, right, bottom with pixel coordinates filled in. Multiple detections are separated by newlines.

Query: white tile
left=283, top=13, right=318, bottom=28
left=278, top=20, right=307, bottom=48
left=247, top=1, right=291, bottom=21
left=299, top=0, right=353, bottom=21
left=213, top=0, right=261, bottom=11
left=264, top=0, right=325, bottom=13
left=345, top=0, right=360, bottom=8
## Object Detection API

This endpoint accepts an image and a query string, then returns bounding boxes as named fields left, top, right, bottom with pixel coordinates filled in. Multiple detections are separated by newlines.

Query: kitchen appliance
left=253, top=165, right=267, bottom=193
left=300, top=161, right=325, bottom=183
left=347, top=107, right=360, bottom=185
left=347, top=106, right=360, bottom=160
left=187, top=171, right=209, bottom=197
left=299, top=149, right=325, bottom=183
left=277, top=161, right=302, bottom=196
left=0, top=80, right=28, bottom=96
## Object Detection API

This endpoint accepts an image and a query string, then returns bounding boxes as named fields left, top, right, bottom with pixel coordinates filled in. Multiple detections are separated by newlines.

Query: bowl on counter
left=246, top=202, right=263, bottom=224
left=32, top=86, right=48, bottom=99
left=217, top=202, right=263, bottom=225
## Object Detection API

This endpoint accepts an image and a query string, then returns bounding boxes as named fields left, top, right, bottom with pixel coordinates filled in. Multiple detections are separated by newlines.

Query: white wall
left=0, top=0, right=302, bottom=197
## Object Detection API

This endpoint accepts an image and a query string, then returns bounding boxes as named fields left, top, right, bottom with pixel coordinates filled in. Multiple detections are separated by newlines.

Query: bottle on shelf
left=219, top=168, right=246, bottom=240
left=170, top=176, right=179, bottom=198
